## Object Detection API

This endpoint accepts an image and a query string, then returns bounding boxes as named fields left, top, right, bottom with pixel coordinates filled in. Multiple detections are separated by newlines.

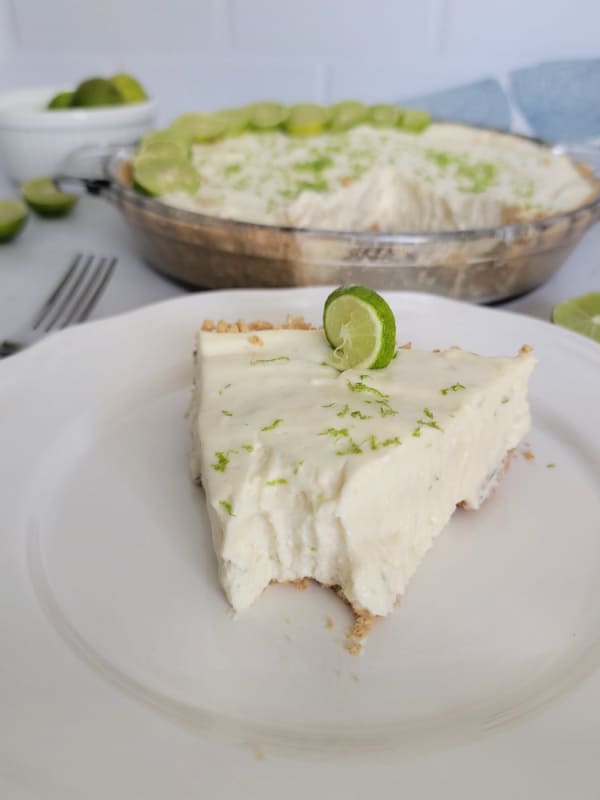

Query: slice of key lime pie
left=189, top=287, right=535, bottom=620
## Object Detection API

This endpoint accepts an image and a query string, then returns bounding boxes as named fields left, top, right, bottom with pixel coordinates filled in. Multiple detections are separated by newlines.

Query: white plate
left=2, top=288, right=600, bottom=799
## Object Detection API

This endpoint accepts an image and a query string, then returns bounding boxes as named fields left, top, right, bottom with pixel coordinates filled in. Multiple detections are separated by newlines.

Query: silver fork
left=0, top=253, right=117, bottom=359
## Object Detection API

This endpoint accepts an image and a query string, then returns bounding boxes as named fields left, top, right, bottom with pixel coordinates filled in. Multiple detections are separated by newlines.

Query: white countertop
left=1, top=172, right=599, bottom=340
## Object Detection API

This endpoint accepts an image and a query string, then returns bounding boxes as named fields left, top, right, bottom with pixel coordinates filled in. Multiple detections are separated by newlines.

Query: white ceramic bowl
left=0, top=86, right=157, bottom=183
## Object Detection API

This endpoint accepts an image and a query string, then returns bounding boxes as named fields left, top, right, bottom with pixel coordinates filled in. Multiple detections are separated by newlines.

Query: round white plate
left=2, top=288, right=600, bottom=799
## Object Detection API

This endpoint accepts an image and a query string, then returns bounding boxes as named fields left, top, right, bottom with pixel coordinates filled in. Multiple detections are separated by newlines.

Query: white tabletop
left=1, top=172, right=599, bottom=340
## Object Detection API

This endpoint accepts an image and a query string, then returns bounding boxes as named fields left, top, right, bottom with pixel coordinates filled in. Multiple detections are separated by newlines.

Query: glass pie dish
left=57, top=134, right=600, bottom=304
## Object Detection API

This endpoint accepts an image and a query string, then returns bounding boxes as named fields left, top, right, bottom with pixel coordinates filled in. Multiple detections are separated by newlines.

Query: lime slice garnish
left=110, top=73, right=148, bottom=103
left=170, top=113, right=225, bottom=143
left=137, top=140, right=187, bottom=161
left=399, top=108, right=432, bottom=133
left=140, top=129, right=189, bottom=152
left=214, top=108, right=250, bottom=137
left=47, top=91, right=74, bottom=110
left=21, top=178, right=78, bottom=217
left=0, top=199, right=27, bottom=243
left=328, top=101, right=368, bottom=132
left=133, top=156, right=200, bottom=196
left=323, top=285, right=397, bottom=370
left=71, top=77, right=124, bottom=108
left=552, top=293, right=600, bottom=343
left=369, top=104, right=401, bottom=127
left=286, top=104, right=329, bottom=136
left=247, top=102, right=289, bottom=130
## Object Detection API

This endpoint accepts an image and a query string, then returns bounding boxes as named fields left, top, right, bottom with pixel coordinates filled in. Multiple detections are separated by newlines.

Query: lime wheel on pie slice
left=323, top=284, right=397, bottom=370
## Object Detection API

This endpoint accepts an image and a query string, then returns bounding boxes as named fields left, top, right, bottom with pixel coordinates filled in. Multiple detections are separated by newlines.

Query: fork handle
left=0, top=340, right=20, bottom=358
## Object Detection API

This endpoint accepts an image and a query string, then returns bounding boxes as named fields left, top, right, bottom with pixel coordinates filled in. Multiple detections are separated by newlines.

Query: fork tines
left=34, top=253, right=117, bottom=333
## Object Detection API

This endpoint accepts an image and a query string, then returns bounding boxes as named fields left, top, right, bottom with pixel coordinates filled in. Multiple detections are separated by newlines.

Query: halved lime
left=21, top=178, right=78, bottom=217
left=328, top=101, right=368, bottom=132
left=137, top=140, right=187, bottom=161
left=47, top=91, right=74, bottom=110
left=552, top=293, right=600, bottom=343
left=169, top=113, right=225, bottom=143
left=286, top=104, right=329, bottom=136
left=133, top=156, right=200, bottom=196
left=71, top=77, right=124, bottom=108
left=399, top=108, right=431, bottom=133
left=323, top=285, right=397, bottom=370
left=110, top=73, right=148, bottom=103
left=247, top=102, right=289, bottom=130
left=369, top=104, right=401, bottom=127
left=0, top=200, right=27, bottom=243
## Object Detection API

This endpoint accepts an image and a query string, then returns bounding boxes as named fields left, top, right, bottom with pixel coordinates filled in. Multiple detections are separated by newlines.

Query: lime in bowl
left=0, top=85, right=156, bottom=183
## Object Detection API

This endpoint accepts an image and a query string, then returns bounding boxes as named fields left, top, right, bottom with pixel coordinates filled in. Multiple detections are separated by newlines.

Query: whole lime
left=110, top=74, right=148, bottom=104
left=71, top=78, right=124, bottom=108
left=47, top=91, right=74, bottom=110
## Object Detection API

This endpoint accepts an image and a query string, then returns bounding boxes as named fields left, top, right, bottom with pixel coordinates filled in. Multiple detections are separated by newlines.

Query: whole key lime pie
left=133, top=101, right=599, bottom=233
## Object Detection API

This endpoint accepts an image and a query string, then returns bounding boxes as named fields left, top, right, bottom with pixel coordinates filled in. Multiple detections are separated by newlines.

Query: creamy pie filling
left=189, top=326, right=535, bottom=616
left=163, top=123, right=596, bottom=232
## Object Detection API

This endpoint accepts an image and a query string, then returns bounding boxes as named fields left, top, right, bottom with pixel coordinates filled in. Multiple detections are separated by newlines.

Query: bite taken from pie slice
left=188, top=290, right=535, bottom=626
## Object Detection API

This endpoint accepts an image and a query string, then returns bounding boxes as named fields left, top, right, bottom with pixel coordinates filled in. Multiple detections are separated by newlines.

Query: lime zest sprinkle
left=320, top=361, right=343, bottom=372
left=251, top=356, right=290, bottom=365
left=212, top=450, right=238, bottom=472
left=412, top=427, right=422, bottom=438
left=347, top=380, right=389, bottom=399
left=350, top=410, right=372, bottom=420
left=501, top=396, right=510, bottom=404
left=218, top=383, right=232, bottom=395
left=425, top=148, right=497, bottom=193
left=335, top=438, right=363, bottom=456
left=261, top=418, right=283, bottom=431
left=293, top=156, right=333, bottom=172
left=336, top=404, right=350, bottom=418
left=369, top=434, right=401, bottom=450
left=416, top=408, right=443, bottom=432
left=319, top=427, right=349, bottom=439
left=219, top=499, right=235, bottom=516
left=440, top=382, right=465, bottom=395
left=293, top=459, right=304, bottom=474
left=221, top=410, right=233, bottom=416
left=241, top=444, right=254, bottom=452
left=546, top=463, right=557, bottom=469
left=297, top=177, right=329, bottom=193
left=265, top=477, right=288, bottom=486
left=379, top=404, right=397, bottom=417
left=321, top=402, right=336, bottom=408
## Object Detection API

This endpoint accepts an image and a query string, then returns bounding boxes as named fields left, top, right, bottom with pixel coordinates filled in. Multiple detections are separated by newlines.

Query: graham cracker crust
left=200, top=315, right=314, bottom=333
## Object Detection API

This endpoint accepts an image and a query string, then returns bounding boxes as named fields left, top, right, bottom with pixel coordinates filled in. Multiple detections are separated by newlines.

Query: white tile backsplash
left=230, top=0, right=435, bottom=57
left=12, top=0, right=219, bottom=52
left=443, top=0, right=600, bottom=65
left=0, top=0, right=598, bottom=118
left=327, top=59, right=489, bottom=104
left=0, top=0, right=17, bottom=55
